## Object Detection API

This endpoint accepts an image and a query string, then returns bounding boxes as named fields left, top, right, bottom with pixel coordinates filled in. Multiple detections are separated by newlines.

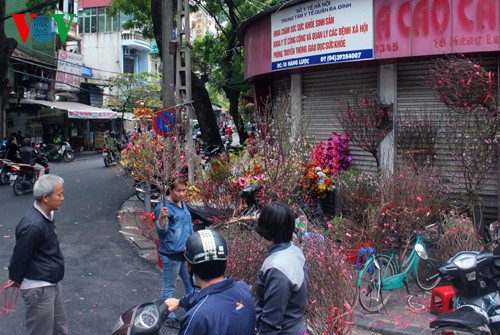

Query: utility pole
left=162, top=0, right=175, bottom=108
left=175, top=0, right=194, bottom=183
left=147, top=0, right=176, bottom=213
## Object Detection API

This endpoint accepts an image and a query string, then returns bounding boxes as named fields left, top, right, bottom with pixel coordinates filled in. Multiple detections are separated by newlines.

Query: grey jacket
left=255, top=242, right=308, bottom=335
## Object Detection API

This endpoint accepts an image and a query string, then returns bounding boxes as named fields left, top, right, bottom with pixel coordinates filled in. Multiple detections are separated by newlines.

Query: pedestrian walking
left=154, top=175, right=194, bottom=328
left=164, top=229, right=255, bottom=335
left=5, top=174, right=68, bottom=335
left=254, top=202, right=309, bottom=335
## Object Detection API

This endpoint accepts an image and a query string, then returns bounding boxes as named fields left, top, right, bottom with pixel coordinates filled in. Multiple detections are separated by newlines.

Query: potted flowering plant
left=304, top=132, right=352, bottom=215
left=303, top=163, right=333, bottom=199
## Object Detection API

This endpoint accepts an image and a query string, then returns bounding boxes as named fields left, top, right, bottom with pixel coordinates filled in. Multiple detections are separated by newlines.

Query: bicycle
left=356, top=224, right=442, bottom=312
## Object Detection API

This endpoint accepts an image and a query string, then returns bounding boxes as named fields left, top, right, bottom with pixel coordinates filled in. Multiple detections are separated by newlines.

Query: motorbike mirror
left=490, top=222, right=500, bottom=242
left=414, top=243, right=428, bottom=260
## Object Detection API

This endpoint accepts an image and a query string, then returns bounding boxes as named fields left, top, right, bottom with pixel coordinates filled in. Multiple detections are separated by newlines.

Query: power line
left=16, top=43, right=127, bottom=76
left=2, top=0, right=59, bottom=22
left=9, top=67, right=162, bottom=108
left=10, top=56, right=114, bottom=85
left=246, top=1, right=266, bottom=11
left=9, top=68, right=123, bottom=100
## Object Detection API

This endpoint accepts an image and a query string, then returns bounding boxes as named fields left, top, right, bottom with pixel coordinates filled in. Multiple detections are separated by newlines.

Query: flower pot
left=319, top=188, right=336, bottom=216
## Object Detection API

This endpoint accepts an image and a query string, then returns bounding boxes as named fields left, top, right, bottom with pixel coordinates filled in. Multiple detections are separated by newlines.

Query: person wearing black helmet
left=254, top=202, right=308, bottom=335
left=19, top=137, right=45, bottom=177
left=164, top=229, right=255, bottom=335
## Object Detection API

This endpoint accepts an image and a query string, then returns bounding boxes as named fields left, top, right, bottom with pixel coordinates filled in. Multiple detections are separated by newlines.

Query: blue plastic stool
left=355, top=246, right=375, bottom=270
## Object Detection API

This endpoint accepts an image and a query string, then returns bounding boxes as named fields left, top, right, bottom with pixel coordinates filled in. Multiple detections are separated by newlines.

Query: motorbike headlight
left=453, top=254, right=477, bottom=270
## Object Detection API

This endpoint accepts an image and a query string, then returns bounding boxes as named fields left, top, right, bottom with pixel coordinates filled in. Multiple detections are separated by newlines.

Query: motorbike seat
left=430, top=306, right=489, bottom=329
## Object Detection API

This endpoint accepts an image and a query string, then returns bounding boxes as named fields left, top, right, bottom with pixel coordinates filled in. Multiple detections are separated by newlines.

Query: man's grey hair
left=34, top=174, right=64, bottom=201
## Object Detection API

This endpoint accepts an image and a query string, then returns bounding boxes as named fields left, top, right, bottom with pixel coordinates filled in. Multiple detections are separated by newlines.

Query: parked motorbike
left=12, top=162, right=50, bottom=196
left=135, top=181, right=160, bottom=204
left=239, top=184, right=263, bottom=217
left=428, top=248, right=500, bottom=335
left=42, top=140, right=75, bottom=162
left=224, top=134, right=232, bottom=147
left=200, top=144, right=226, bottom=169
left=0, top=159, right=16, bottom=185
left=112, top=299, right=168, bottom=335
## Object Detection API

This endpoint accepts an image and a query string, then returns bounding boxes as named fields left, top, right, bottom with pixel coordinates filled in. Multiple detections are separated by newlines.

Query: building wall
left=244, top=16, right=272, bottom=79
left=80, top=0, right=111, bottom=8
left=244, top=0, right=500, bottom=222
left=191, top=10, right=217, bottom=40
left=244, top=0, right=500, bottom=81
left=81, top=32, right=122, bottom=79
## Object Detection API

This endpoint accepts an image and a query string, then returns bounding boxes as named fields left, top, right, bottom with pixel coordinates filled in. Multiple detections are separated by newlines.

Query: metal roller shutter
left=302, top=66, right=379, bottom=173
left=271, top=76, right=291, bottom=102
left=270, top=77, right=292, bottom=126
left=396, top=59, right=498, bottom=223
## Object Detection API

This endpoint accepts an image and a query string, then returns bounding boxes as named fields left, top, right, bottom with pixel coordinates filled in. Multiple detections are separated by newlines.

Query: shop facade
left=241, top=0, right=500, bottom=222
left=6, top=98, right=117, bottom=151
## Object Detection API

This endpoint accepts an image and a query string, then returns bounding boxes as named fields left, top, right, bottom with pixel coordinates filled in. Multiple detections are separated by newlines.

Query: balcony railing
left=121, top=30, right=151, bottom=51
left=121, top=30, right=146, bottom=42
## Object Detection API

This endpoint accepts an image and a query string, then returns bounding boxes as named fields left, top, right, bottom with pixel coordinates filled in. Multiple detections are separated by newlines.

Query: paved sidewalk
left=117, top=196, right=438, bottom=335
left=354, top=287, right=435, bottom=335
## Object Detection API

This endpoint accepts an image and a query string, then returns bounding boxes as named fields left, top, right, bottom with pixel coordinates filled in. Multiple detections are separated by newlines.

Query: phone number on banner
left=272, top=49, right=373, bottom=70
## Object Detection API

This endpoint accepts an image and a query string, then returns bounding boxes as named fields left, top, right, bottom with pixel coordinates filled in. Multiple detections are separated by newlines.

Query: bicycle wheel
left=415, top=244, right=441, bottom=291
left=358, top=255, right=396, bottom=312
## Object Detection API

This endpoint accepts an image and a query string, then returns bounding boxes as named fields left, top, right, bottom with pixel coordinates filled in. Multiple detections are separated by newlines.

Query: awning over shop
left=120, top=112, right=136, bottom=121
left=21, top=99, right=118, bottom=119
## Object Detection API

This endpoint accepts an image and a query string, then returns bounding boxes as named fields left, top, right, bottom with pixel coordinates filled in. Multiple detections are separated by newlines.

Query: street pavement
left=119, top=196, right=438, bottom=335
left=0, top=153, right=182, bottom=335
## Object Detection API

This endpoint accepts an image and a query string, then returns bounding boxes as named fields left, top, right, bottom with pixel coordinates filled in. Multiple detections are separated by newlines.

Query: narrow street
left=0, top=154, right=166, bottom=334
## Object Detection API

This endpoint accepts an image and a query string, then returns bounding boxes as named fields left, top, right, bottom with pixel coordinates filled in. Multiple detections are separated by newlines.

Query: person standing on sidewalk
left=154, top=175, right=194, bottom=328
left=4, top=174, right=68, bottom=335
left=254, top=202, right=308, bottom=335
left=164, top=229, right=255, bottom=335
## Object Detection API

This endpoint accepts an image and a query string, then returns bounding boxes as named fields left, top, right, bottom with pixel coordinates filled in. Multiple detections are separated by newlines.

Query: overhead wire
left=15, top=43, right=128, bottom=76
left=2, top=0, right=59, bottom=21
left=245, top=0, right=266, bottom=11
left=10, top=56, right=116, bottom=85
left=8, top=68, right=125, bottom=101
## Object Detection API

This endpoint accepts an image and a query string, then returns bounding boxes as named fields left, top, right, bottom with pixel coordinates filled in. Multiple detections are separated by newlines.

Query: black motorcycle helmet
left=22, top=137, right=31, bottom=147
left=184, top=229, right=228, bottom=265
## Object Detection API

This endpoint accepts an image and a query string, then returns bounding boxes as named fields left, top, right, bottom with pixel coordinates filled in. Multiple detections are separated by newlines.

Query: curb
left=354, top=310, right=432, bottom=335
left=117, top=197, right=159, bottom=265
